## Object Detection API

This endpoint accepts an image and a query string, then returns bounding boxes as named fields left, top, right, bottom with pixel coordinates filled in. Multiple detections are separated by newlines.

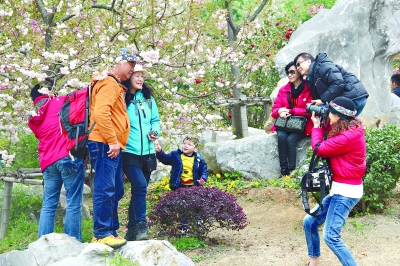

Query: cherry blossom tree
left=0, top=0, right=295, bottom=166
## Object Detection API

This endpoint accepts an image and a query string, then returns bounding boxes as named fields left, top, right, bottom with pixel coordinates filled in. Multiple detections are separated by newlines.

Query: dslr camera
left=306, top=104, right=329, bottom=118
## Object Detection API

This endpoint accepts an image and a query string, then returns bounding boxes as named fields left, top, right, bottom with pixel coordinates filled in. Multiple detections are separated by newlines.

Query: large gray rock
left=388, top=105, right=400, bottom=126
left=274, top=0, right=400, bottom=128
left=0, top=233, right=194, bottom=266
left=202, top=134, right=310, bottom=179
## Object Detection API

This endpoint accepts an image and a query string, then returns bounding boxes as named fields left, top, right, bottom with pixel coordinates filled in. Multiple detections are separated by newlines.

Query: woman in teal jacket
left=121, top=64, right=160, bottom=241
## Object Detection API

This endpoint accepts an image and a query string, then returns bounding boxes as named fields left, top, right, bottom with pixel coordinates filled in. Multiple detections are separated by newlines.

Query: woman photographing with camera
left=304, top=96, right=366, bottom=266
left=270, top=61, right=313, bottom=177
left=121, top=64, right=160, bottom=241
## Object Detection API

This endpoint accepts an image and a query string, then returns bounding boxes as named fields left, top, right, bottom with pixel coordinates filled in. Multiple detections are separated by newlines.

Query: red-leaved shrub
left=148, top=186, right=249, bottom=240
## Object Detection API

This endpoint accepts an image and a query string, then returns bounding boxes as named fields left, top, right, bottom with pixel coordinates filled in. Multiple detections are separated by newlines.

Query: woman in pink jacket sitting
left=270, top=61, right=313, bottom=177
left=304, top=96, right=366, bottom=266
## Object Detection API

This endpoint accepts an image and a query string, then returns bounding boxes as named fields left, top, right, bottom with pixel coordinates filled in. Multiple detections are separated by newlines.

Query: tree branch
left=35, top=0, right=48, bottom=24
left=175, top=87, right=231, bottom=99
left=225, top=1, right=238, bottom=35
left=248, top=0, right=269, bottom=22
left=92, top=4, right=121, bottom=15
left=53, top=14, right=75, bottom=25
left=0, top=73, right=17, bottom=81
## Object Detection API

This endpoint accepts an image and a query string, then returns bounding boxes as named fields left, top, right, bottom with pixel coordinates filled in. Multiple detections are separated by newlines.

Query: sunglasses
left=296, top=60, right=306, bottom=67
left=287, top=70, right=296, bottom=76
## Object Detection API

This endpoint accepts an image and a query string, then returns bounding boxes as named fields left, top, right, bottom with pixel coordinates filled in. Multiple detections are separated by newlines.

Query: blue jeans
left=303, top=194, right=360, bottom=266
left=39, top=156, right=85, bottom=242
left=122, top=165, right=151, bottom=228
left=88, top=141, right=124, bottom=238
left=277, top=130, right=305, bottom=174
left=353, top=97, right=367, bottom=117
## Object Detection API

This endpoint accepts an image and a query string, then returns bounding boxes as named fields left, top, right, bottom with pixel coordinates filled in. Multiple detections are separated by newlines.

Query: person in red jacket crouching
left=303, top=96, right=366, bottom=266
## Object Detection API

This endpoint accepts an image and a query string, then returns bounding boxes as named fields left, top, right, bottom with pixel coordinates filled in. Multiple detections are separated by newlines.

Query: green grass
left=169, top=237, right=207, bottom=251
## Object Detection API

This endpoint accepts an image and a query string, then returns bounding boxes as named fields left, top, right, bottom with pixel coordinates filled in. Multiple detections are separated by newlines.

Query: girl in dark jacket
left=271, top=61, right=313, bottom=177
left=304, top=96, right=366, bottom=266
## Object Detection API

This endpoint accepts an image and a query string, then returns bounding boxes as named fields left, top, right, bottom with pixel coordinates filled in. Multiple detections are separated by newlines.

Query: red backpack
left=59, top=75, right=121, bottom=159
left=59, top=81, right=97, bottom=159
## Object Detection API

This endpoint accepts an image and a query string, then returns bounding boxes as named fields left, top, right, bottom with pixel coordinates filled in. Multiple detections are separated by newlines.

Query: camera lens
left=306, top=104, right=322, bottom=116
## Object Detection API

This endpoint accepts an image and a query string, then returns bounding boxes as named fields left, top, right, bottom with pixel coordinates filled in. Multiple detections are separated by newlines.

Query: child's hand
left=197, top=178, right=206, bottom=186
left=154, top=140, right=162, bottom=152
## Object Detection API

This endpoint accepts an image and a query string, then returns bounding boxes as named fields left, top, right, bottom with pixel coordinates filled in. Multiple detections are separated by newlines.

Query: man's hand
left=107, top=143, right=120, bottom=158
left=311, top=99, right=323, bottom=106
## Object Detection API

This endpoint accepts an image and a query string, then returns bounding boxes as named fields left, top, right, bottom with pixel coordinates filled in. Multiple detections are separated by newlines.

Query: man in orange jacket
left=88, top=49, right=136, bottom=248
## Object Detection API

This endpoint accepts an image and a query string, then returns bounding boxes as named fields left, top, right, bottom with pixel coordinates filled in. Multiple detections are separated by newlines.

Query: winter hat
left=30, top=84, right=43, bottom=102
left=329, top=97, right=357, bottom=121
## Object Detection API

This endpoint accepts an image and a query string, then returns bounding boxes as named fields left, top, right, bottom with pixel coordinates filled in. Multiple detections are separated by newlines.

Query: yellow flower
left=216, top=174, right=221, bottom=178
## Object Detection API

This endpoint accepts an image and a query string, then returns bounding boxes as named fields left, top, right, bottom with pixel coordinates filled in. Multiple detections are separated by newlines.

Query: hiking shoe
left=91, top=235, right=127, bottom=248
left=125, top=227, right=136, bottom=241
left=135, top=221, right=149, bottom=241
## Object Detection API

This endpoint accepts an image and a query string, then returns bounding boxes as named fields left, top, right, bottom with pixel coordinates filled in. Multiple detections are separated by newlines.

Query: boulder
left=274, top=0, right=400, bottom=128
left=388, top=105, right=400, bottom=126
left=0, top=233, right=194, bottom=266
left=202, top=134, right=310, bottom=179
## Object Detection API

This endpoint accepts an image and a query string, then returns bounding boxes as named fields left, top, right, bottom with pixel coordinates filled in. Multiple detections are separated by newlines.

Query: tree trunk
left=227, top=14, right=248, bottom=139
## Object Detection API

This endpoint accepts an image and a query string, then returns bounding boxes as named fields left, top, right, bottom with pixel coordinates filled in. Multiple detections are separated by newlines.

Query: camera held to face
left=306, top=104, right=329, bottom=118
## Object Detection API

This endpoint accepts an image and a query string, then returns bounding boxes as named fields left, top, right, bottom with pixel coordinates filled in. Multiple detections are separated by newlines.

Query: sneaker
left=91, top=235, right=127, bottom=249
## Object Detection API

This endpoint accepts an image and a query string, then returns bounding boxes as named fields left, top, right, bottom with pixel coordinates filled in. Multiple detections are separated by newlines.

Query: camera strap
left=301, top=143, right=332, bottom=217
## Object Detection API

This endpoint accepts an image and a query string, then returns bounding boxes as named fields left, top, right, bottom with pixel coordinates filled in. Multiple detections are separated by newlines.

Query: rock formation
left=274, top=0, right=400, bottom=128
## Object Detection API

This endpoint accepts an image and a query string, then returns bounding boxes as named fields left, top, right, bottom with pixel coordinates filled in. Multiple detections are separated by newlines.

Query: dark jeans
left=277, top=130, right=305, bottom=174
left=122, top=165, right=151, bottom=229
left=87, top=141, right=124, bottom=238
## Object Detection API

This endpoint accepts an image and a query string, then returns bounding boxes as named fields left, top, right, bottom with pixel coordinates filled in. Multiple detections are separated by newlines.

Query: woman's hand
left=278, top=107, right=289, bottom=114
left=278, top=107, right=290, bottom=118
left=147, top=133, right=158, bottom=141
left=311, top=112, right=321, bottom=128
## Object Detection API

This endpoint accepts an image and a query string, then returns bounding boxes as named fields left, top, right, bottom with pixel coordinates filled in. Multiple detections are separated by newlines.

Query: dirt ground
left=182, top=187, right=400, bottom=266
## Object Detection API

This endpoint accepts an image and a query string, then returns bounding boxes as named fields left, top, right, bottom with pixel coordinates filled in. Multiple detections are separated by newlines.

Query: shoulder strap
left=86, top=74, right=121, bottom=133
left=286, top=91, right=293, bottom=109
left=301, top=142, right=330, bottom=217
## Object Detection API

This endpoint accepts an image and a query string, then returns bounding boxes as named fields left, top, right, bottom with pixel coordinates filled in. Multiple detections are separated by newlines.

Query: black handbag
left=274, top=116, right=307, bottom=133
left=274, top=92, right=307, bottom=133
left=301, top=143, right=332, bottom=217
